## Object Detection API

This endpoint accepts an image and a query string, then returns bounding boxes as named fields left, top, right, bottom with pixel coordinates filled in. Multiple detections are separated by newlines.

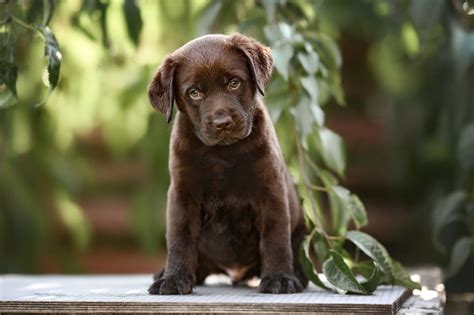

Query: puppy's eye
left=228, top=78, right=241, bottom=90
left=189, top=89, right=202, bottom=100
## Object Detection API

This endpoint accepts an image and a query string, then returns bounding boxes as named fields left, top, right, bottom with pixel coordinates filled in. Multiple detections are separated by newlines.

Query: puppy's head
left=148, top=34, right=273, bottom=146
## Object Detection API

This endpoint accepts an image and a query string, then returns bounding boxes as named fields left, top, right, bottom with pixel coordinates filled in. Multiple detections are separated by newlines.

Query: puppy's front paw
left=258, top=272, right=303, bottom=294
left=148, top=273, right=193, bottom=295
left=153, top=269, right=164, bottom=281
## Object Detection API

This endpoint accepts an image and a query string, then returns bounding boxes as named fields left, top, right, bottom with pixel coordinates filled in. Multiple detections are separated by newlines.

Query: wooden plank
left=397, top=266, right=444, bottom=314
left=0, top=274, right=409, bottom=314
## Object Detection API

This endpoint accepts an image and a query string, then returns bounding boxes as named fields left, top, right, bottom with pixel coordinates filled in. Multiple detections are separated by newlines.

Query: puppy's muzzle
left=207, top=111, right=236, bottom=135
left=201, top=110, right=249, bottom=146
left=212, top=115, right=234, bottom=132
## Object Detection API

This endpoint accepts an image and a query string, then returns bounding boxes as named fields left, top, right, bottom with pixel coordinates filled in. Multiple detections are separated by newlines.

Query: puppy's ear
left=148, top=56, right=177, bottom=123
left=229, top=33, right=273, bottom=96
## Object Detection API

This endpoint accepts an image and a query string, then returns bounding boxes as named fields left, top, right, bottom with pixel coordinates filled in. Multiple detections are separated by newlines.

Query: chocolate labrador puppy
left=147, top=34, right=308, bottom=295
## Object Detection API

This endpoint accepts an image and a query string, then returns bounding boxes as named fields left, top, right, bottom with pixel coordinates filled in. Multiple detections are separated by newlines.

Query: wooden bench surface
left=0, top=268, right=443, bottom=314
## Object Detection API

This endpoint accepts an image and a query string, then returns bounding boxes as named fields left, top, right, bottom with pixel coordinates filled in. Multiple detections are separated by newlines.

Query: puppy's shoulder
left=169, top=112, right=196, bottom=151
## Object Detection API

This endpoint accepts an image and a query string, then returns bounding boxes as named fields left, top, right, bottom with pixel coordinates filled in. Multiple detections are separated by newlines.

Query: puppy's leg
left=255, top=190, right=303, bottom=294
left=148, top=189, right=201, bottom=295
left=292, top=222, right=309, bottom=289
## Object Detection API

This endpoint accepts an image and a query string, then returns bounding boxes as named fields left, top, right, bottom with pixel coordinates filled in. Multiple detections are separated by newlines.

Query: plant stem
left=304, top=152, right=321, bottom=173
left=308, top=184, right=329, bottom=192
left=293, top=124, right=333, bottom=248
left=327, top=235, right=344, bottom=241
left=12, top=16, right=41, bottom=35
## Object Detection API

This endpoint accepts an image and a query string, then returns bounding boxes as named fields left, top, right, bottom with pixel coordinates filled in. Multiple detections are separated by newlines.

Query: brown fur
left=147, top=34, right=308, bottom=295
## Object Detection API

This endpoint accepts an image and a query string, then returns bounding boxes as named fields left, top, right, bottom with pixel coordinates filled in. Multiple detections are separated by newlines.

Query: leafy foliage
left=0, top=0, right=166, bottom=272
left=318, top=0, right=474, bottom=287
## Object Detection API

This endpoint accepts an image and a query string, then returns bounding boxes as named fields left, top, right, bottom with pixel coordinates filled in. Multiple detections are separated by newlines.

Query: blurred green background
left=1, top=0, right=473, bottom=302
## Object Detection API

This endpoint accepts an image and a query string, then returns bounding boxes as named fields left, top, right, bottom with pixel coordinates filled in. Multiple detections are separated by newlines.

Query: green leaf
left=264, top=24, right=280, bottom=43
left=457, top=124, right=474, bottom=171
left=123, top=0, right=143, bottom=46
left=349, top=195, right=368, bottom=229
left=300, top=234, right=331, bottom=290
left=432, top=191, right=466, bottom=252
left=309, top=229, right=330, bottom=263
left=391, top=260, right=421, bottom=289
left=300, top=75, right=319, bottom=104
left=300, top=249, right=328, bottom=290
left=268, top=97, right=288, bottom=123
left=316, top=79, right=331, bottom=105
left=266, top=77, right=290, bottom=123
left=313, top=33, right=342, bottom=70
left=291, top=96, right=315, bottom=140
left=352, top=260, right=376, bottom=279
left=446, top=237, right=474, bottom=278
left=328, top=185, right=352, bottom=235
left=331, top=186, right=351, bottom=202
left=328, top=186, right=368, bottom=233
left=262, top=0, right=276, bottom=22
left=298, top=51, right=319, bottom=75
left=98, top=0, right=110, bottom=48
left=0, top=61, right=18, bottom=97
left=277, top=22, right=294, bottom=40
left=328, top=74, right=345, bottom=105
left=346, top=231, right=394, bottom=283
left=272, top=42, right=293, bottom=80
left=55, top=192, right=91, bottom=251
left=309, top=102, right=325, bottom=126
left=37, top=26, right=62, bottom=89
left=42, top=0, right=57, bottom=26
left=319, top=170, right=339, bottom=186
left=198, top=0, right=223, bottom=35
left=323, top=251, right=368, bottom=294
left=319, top=128, right=346, bottom=177
left=360, top=263, right=381, bottom=293
left=401, top=22, right=419, bottom=57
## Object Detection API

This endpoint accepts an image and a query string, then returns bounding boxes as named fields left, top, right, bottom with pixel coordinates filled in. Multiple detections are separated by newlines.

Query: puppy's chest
left=185, top=153, right=261, bottom=196
left=199, top=200, right=260, bottom=266
left=202, top=200, right=256, bottom=234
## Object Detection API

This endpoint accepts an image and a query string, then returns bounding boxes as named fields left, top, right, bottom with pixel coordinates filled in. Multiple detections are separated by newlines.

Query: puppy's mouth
left=216, top=137, right=241, bottom=145
left=199, top=121, right=253, bottom=146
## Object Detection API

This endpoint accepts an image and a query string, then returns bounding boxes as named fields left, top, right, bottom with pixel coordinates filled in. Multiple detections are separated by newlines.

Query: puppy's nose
left=213, top=116, right=233, bottom=131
